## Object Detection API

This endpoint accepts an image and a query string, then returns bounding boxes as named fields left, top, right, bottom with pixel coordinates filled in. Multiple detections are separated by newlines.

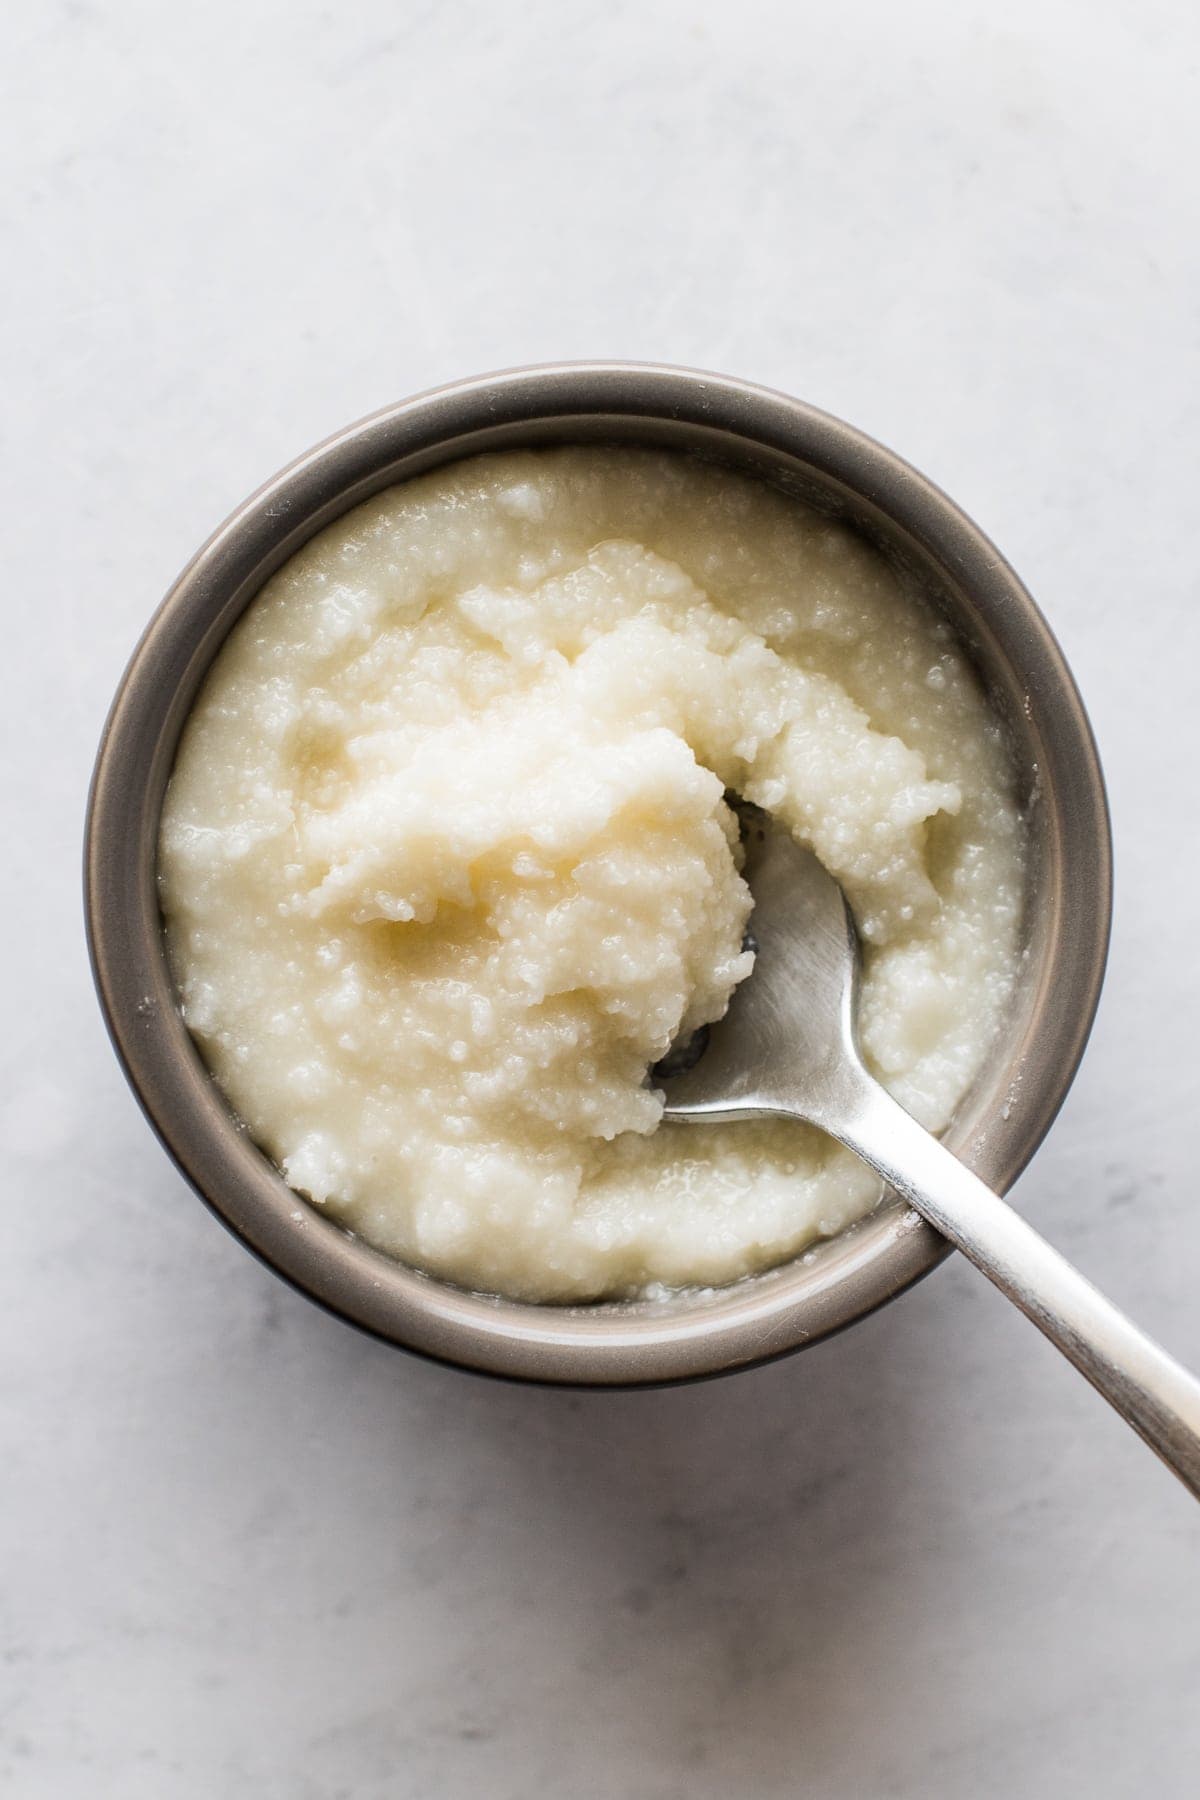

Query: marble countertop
left=5, top=2, right=1200, bottom=1794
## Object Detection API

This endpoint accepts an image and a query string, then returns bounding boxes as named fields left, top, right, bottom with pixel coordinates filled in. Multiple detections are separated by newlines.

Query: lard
left=160, top=449, right=1024, bottom=1300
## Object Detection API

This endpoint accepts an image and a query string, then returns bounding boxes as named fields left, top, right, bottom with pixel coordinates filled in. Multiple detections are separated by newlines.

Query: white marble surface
left=4, top=1, right=1200, bottom=1794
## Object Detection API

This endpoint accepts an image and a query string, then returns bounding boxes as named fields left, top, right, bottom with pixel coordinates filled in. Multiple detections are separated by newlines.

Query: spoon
left=658, top=806, right=1200, bottom=1501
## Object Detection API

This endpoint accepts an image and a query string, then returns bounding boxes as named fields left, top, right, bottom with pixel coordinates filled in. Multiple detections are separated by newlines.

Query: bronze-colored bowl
left=85, top=365, right=1112, bottom=1384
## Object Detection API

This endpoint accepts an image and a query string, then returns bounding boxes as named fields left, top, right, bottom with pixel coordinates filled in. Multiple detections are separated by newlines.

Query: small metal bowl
left=85, top=364, right=1111, bottom=1385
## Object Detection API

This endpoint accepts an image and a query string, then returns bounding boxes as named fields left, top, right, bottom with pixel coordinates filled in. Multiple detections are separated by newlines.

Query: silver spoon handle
left=829, top=1072, right=1200, bottom=1502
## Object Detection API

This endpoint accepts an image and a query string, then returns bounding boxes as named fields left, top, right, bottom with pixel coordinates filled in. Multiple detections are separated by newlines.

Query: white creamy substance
left=160, top=449, right=1025, bottom=1301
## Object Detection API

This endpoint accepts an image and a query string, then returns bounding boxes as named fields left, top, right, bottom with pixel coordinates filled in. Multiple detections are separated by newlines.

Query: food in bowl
left=159, top=447, right=1025, bottom=1302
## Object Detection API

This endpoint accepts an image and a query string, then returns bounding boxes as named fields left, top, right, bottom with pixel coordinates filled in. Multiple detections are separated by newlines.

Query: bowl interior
left=87, top=368, right=1110, bottom=1384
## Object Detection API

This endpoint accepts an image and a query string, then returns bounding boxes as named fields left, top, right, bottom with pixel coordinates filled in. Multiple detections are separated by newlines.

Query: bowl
left=85, top=363, right=1112, bottom=1385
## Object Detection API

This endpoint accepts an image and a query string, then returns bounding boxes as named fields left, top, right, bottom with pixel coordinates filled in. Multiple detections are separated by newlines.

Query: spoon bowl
left=659, top=804, right=861, bottom=1128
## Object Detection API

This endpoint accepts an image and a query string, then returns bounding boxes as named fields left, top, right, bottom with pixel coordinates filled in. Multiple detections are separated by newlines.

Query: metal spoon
left=658, top=806, right=1200, bottom=1501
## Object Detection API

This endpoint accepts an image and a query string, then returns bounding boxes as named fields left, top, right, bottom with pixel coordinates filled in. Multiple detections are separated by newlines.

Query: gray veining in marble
left=3, top=2, right=1200, bottom=1795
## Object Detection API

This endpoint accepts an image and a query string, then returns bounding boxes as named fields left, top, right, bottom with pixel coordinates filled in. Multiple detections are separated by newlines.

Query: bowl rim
left=84, top=361, right=1113, bottom=1386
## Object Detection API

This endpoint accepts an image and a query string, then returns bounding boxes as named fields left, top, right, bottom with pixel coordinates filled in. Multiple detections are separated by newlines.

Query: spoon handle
left=830, top=1075, right=1200, bottom=1502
